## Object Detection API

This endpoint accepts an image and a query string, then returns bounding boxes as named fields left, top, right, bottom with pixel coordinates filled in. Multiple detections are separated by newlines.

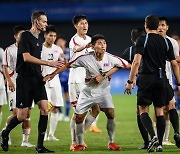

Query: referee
left=125, top=15, right=180, bottom=152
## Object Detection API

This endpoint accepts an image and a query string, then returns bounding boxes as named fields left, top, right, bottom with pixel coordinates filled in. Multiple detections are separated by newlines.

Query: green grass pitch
left=0, top=94, right=179, bottom=153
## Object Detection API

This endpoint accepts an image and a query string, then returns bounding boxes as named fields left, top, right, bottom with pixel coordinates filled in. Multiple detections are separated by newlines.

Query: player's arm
left=73, top=42, right=91, bottom=53
left=23, top=52, right=63, bottom=68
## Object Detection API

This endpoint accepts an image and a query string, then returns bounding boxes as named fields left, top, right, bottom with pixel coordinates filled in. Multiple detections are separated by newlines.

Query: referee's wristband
left=127, top=80, right=133, bottom=84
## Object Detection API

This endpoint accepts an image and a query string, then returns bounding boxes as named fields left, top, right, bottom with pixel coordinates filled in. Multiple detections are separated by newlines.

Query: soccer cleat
left=47, top=134, right=59, bottom=141
left=73, top=145, right=85, bottom=151
left=108, top=143, right=121, bottom=151
left=89, top=126, right=102, bottom=133
left=162, top=140, right=175, bottom=146
left=70, top=143, right=78, bottom=151
left=147, top=136, right=159, bottom=153
left=35, top=146, right=54, bottom=153
left=0, top=130, right=9, bottom=151
left=155, top=145, right=163, bottom=152
left=58, top=113, right=64, bottom=121
left=8, top=137, right=12, bottom=145
left=174, top=133, right=180, bottom=148
left=21, top=141, right=35, bottom=147
left=138, top=143, right=149, bottom=150
left=64, top=116, right=70, bottom=122
left=83, top=142, right=88, bottom=148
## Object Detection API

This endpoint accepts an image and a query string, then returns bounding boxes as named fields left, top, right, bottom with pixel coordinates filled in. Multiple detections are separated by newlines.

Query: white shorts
left=0, top=89, right=7, bottom=106
left=75, top=90, right=114, bottom=114
left=45, top=85, right=64, bottom=107
left=68, top=83, right=85, bottom=105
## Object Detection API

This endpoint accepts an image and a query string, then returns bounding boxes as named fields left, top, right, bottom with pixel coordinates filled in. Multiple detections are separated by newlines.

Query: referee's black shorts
left=16, top=74, right=48, bottom=108
left=165, top=80, right=174, bottom=106
left=137, top=74, right=167, bottom=107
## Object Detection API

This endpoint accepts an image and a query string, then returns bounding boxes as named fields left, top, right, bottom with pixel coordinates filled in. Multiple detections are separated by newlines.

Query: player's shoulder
left=166, top=36, right=178, bottom=44
left=6, top=43, right=16, bottom=51
left=52, top=44, right=63, bottom=52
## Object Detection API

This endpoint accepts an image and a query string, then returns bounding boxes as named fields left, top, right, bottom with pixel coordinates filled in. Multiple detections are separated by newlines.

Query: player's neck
left=77, top=32, right=86, bottom=40
left=30, top=26, right=40, bottom=37
left=146, top=29, right=158, bottom=34
left=44, top=42, right=53, bottom=48
left=95, top=52, right=104, bottom=61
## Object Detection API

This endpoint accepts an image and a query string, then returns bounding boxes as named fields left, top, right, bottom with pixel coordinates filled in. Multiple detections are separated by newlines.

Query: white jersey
left=41, top=44, right=63, bottom=87
left=166, top=36, right=179, bottom=87
left=0, top=48, right=5, bottom=90
left=68, top=33, right=91, bottom=84
left=69, top=51, right=128, bottom=97
left=2, top=43, right=17, bottom=83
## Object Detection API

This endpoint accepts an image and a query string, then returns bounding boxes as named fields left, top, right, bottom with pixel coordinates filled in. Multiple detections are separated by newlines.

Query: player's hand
left=48, top=61, right=65, bottom=68
left=124, top=83, right=133, bottom=95
left=43, top=74, right=55, bottom=82
left=85, top=42, right=92, bottom=48
left=95, top=75, right=104, bottom=83
left=7, top=79, right=15, bottom=92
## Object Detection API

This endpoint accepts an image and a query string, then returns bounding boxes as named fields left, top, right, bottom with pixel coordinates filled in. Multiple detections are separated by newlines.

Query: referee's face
left=157, top=20, right=169, bottom=37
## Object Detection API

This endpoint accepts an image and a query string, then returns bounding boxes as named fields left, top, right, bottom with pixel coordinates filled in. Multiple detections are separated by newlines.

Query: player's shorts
left=60, top=80, right=69, bottom=93
left=165, top=81, right=174, bottom=106
left=0, top=89, right=7, bottom=106
left=16, top=74, right=47, bottom=108
left=69, top=83, right=85, bottom=107
left=45, top=85, right=64, bottom=107
left=137, top=74, right=167, bottom=107
left=75, top=89, right=113, bottom=114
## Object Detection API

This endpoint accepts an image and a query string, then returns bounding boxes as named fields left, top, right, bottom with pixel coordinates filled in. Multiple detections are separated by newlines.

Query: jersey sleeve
left=69, top=55, right=84, bottom=68
left=3, top=47, right=10, bottom=66
left=135, top=36, right=145, bottom=55
left=166, top=39, right=175, bottom=61
left=18, top=31, right=31, bottom=54
left=108, top=53, right=128, bottom=68
left=172, top=39, right=179, bottom=57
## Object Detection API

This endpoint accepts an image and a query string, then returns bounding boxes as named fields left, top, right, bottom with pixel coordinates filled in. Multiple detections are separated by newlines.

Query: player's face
left=15, top=30, right=24, bottom=44
left=44, top=32, right=57, bottom=45
left=94, top=39, right=107, bottom=54
left=75, top=19, right=88, bottom=36
left=36, top=15, right=48, bottom=32
left=158, top=20, right=169, bottom=37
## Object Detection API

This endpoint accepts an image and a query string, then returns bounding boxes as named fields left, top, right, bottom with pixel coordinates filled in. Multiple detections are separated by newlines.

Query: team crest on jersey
left=104, top=63, right=109, bottom=67
left=54, top=50, right=58, bottom=53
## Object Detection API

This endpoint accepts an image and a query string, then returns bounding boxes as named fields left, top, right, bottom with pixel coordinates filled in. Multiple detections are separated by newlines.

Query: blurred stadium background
left=0, top=0, right=179, bottom=94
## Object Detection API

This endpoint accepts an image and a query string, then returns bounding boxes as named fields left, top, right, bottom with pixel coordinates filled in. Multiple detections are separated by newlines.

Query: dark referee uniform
left=122, top=46, right=136, bottom=64
left=16, top=31, right=47, bottom=108
left=135, top=33, right=175, bottom=107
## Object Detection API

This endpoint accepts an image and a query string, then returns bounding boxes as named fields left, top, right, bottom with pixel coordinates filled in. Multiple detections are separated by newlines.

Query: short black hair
left=145, top=14, right=159, bottom=30
left=13, top=25, right=25, bottom=35
left=159, top=16, right=169, bottom=26
left=131, top=28, right=145, bottom=42
left=55, top=35, right=66, bottom=44
left=44, top=25, right=57, bottom=34
left=91, top=34, right=105, bottom=46
left=72, top=14, right=87, bottom=25
left=31, top=11, right=46, bottom=23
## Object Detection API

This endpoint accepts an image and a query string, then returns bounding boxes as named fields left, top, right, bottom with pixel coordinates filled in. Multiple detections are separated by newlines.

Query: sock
left=49, top=112, right=58, bottom=136
left=156, top=116, right=165, bottom=146
left=22, top=128, right=30, bottom=142
left=70, top=118, right=76, bottom=144
left=0, top=112, right=2, bottom=126
left=153, top=122, right=157, bottom=136
left=75, top=123, right=84, bottom=145
left=91, top=115, right=99, bottom=126
left=65, top=99, right=70, bottom=117
left=168, top=109, right=179, bottom=134
left=107, top=119, right=115, bottom=143
left=4, top=116, right=22, bottom=136
left=163, top=120, right=170, bottom=141
left=84, top=114, right=96, bottom=130
left=37, top=115, right=48, bottom=148
left=140, top=113, right=155, bottom=139
left=137, top=115, right=149, bottom=145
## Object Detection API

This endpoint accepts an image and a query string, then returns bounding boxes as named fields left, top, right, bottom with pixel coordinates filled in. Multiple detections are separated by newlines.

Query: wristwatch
left=127, top=80, right=133, bottom=84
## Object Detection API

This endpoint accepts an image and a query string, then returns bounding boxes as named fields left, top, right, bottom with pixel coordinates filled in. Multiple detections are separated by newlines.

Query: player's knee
left=40, top=108, right=49, bottom=115
left=75, top=114, right=84, bottom=124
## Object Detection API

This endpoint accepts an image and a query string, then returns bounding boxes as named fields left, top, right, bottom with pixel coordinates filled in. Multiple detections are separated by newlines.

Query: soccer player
left=0, top=47, right=7, bottom=127
left=55, top=36, right=71, bottom=122
left=157, top=16, right=180, bottom=146
left=2, top=25, right=34, bottom=147
left=122, top=28, right=150, bottom=150
left=41, top=25, right=64, bottom=141
left=0, top=11, right=61, bottom=153
left=68, top=14, right=101, bottom=150
left=125, top=14, right=180, bottom=152
left=44, top=34, right=131, bottom=151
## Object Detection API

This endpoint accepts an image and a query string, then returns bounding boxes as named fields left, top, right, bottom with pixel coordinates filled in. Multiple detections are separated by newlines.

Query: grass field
left=0, top=94, right=179, bottom=153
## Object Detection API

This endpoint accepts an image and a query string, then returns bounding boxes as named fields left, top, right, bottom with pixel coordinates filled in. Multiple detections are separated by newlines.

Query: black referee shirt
left=121, top=45, right=136, bottom=64
left=16, top=31, right=43, bottom=75
left=135, top=33, right=175, bottom=74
